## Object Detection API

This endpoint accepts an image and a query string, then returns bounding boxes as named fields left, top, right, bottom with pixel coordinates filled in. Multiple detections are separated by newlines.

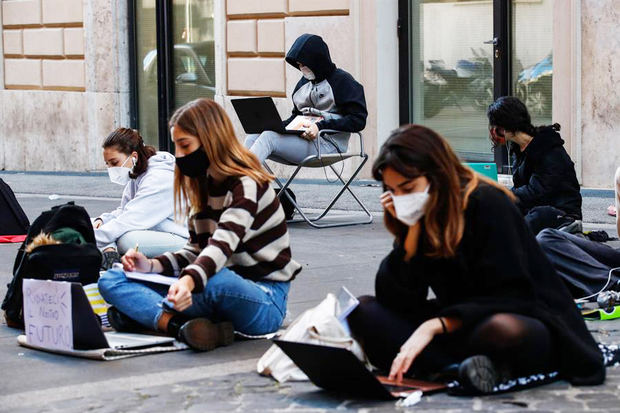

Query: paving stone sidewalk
left=1, top=172, right=619, bottom=412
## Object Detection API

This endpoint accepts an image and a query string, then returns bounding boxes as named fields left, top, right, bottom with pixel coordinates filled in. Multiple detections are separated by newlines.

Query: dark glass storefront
left=399, top=0, right=553, bottom=172
left=129, top=0, right=215, bottom=151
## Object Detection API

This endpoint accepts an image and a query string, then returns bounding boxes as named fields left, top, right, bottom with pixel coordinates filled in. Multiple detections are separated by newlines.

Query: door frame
left=128, top=0, right=176, bottom=152
left=397, top=0, right=513, bottom=171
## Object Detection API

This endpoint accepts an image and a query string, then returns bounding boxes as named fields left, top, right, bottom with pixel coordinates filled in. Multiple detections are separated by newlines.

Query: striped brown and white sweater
left=154, top=175, right=302, bottom=292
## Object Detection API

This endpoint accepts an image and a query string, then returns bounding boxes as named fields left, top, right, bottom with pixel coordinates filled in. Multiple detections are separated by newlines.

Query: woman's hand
left=93, top=218, right=103, bottom=229
left=167, top=275, right=195, bottom=311
left=301, top=123, right=319, bottom=141
left=121, top=248, right=150, bottom=272
left=380, top=191, right=396, bottom=217
left=388, top=318, right=443, bottom=382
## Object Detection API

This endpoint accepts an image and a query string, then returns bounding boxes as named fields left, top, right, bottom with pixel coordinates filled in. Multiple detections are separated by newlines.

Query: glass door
left=130, top=0, right=216, bottom=151
left=409, top=0, right=495, bottom=161
left=399, top=0, right=554, bottom=168
left=512, top=0, right=553, bottom=127
left=171, top=1, right=215, bottom=113
left=133, top=0, right=158, bottom=147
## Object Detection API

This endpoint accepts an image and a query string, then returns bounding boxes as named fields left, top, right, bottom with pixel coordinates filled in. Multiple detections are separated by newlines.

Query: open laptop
left=231, top=97, right=305, bottom=136
left=273, top=340, right=446, bottom=400
left=70, top=283, right=175, bottom=350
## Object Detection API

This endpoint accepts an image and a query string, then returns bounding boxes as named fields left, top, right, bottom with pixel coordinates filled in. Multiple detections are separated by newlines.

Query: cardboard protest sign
left=23, top=279, right=73, bottom=351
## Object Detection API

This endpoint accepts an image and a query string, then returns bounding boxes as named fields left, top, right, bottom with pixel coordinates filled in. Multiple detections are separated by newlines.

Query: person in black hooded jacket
left=244, top=34, right=368, bottom=164
left=487, top=96, right=582, bottom=235
left=347, top=124, right=604, bottom=394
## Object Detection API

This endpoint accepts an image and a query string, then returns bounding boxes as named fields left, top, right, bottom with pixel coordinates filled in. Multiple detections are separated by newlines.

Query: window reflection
left=172, top=0, right=216, bottom=111
left=411, top=0, right=494, bottom=159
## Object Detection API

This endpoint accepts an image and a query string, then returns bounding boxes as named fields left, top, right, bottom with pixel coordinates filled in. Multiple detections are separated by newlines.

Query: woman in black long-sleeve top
left=347, top=124, right=604, bottom=394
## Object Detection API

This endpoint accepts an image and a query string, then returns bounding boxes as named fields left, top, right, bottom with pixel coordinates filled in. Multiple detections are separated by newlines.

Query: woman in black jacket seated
left=487, top=96, right=582, bottom=235
left=347, top=124, right=604, bottom=394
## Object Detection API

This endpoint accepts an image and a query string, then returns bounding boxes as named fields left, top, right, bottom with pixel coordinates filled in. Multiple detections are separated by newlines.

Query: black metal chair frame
left=264, top=129, right=373, bottom=228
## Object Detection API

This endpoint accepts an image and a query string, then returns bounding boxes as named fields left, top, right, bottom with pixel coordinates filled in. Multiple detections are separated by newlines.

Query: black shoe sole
left=179, top=319, right=234, bottom=351
left=458, top=355, right=499, bottom=394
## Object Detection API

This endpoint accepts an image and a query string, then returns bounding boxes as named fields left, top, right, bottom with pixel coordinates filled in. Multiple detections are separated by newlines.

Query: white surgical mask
left=107, top=156, right=135, bottom=186
left=391, top=185, right=430, bottom=226
left=300, top=66, right=316, bottom=81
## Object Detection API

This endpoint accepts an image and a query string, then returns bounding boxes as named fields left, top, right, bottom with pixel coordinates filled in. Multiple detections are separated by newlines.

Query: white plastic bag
left=257, top=293, right=368, bottom=382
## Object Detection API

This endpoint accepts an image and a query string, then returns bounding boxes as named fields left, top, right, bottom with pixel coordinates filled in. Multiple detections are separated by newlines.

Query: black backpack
left=0, top=178, right=29, bottom=236
left=2, top=202, right=102, bottom=328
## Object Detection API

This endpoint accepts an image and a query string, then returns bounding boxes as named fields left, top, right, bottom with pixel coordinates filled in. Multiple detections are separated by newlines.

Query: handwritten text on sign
left=23, top=279, right=73, bottom=351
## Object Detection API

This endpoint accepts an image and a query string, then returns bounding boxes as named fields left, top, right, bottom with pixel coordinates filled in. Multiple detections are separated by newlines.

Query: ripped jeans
left=98, top=267, right=290, bottom=335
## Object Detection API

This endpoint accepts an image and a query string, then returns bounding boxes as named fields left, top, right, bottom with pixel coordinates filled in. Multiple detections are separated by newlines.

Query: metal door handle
left=483, top=37, right=499, bottom=46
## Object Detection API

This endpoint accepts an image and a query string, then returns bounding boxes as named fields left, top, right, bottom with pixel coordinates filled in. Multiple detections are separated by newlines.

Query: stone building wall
left=0, top=0, right=129, bottom=172
left=580, top=0, right=620, bottom=188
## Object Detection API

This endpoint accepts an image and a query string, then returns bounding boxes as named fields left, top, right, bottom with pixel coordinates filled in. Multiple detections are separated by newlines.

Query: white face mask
left=107, top=156, right=135, bottom=186
left=391, top=185, right=430, bottom=226
left=300, top=66, right=316, bottom=81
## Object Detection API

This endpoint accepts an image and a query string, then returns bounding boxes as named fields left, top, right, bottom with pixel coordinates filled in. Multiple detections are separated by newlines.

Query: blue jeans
left=98, top=267, right=290, bottom=335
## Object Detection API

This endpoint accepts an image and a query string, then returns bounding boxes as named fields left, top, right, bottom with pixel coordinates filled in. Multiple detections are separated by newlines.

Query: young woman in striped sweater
left=98, top=99, right=302, bottom=350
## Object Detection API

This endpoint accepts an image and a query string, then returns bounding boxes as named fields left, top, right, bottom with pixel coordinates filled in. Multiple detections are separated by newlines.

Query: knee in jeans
left=97, top=269, right=123, bottom=297
left=203, top=270, right=237, bottom=299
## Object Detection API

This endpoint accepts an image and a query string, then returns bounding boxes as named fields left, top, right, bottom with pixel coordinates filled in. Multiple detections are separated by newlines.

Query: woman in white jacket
left=95, top=128, right=188, bottom=268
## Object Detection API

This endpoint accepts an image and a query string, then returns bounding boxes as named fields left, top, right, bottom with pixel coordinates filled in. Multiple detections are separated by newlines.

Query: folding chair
left=264, top=129, right=373, bottom=228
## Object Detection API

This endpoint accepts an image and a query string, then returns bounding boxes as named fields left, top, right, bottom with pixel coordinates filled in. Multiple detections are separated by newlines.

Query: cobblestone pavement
left=1, top=173, right=620, bottom=412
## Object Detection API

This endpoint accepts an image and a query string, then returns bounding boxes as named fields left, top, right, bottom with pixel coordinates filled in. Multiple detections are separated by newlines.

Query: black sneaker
left=101, top=250, right=121, bottom=270
left=107, top=306, right=143, bottom=333
left=178, top=318, right=235, bottom=351
left=458, top=355, right=501, bottom=394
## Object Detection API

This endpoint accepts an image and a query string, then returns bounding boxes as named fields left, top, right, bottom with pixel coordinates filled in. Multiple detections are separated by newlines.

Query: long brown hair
left=102, top=128, right=156, bottom=178
left=372, top=124, right=514, bottom=258
left=169, top=98, right=273, bottom=216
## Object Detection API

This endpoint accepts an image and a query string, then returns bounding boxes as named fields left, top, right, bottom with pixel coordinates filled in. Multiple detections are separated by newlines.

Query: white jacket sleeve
left=94, top=169, right=176, bottom=247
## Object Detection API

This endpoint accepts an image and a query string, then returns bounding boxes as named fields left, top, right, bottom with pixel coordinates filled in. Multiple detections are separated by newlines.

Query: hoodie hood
left=524, top=126, right=565, bottom=162
left=285, top=34, right=336, bottom=81
left=146, top=151, right=176, bottom=172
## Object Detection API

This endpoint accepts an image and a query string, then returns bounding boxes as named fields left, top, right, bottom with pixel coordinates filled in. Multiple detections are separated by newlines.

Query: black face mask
left=175, top=147, right=210, bottom=177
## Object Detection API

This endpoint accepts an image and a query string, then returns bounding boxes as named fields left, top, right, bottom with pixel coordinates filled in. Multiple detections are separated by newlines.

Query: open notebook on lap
left=273, top=340, right=446, bottom=400
left=231, top=97, right=319, bottom=136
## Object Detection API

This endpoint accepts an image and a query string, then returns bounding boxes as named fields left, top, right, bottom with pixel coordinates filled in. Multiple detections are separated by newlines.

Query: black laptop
left=70, top=283, right=176, bottom=350
left=273, top=340, right=447, bottom=400
left=231, top=97, right=305, bottom=135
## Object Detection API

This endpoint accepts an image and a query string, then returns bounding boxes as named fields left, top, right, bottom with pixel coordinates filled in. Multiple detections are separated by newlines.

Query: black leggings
left=348, top=296, right=557, bottom=378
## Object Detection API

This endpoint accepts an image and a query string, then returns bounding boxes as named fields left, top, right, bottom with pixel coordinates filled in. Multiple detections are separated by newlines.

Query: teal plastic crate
left=465, top=163, right=498, bottom=181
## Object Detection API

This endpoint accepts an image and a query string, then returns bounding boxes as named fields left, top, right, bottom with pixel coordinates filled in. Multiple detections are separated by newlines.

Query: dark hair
left=486, top=96, right=560, bottom=136
left=372, top=124, right=513, bottom=258
left=102, top=128, right=156, bottom=179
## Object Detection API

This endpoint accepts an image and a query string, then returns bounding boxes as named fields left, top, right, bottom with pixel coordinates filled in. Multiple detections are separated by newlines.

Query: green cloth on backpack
left=50, top=227, right=87, bottom=245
